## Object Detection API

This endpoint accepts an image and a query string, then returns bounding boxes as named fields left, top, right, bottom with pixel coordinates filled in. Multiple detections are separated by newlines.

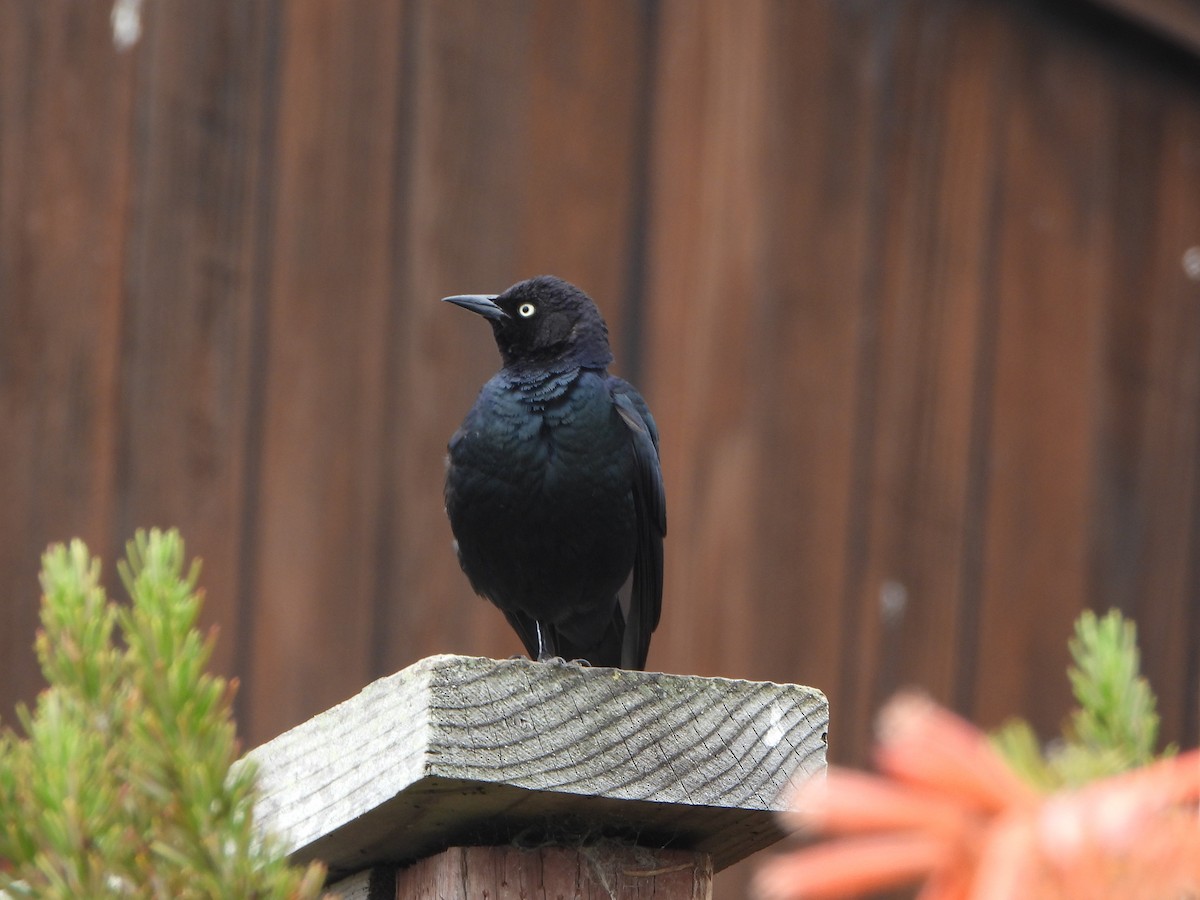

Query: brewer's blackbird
left=443, top=275, right=665, bottom=670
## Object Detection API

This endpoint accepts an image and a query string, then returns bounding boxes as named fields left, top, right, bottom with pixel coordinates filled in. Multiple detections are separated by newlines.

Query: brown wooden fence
left=3, top=0, right=1199, bottom=880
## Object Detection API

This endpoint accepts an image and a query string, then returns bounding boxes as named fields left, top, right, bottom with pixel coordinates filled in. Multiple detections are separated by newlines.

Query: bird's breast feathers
left=449, top=369, right=631, bottom=492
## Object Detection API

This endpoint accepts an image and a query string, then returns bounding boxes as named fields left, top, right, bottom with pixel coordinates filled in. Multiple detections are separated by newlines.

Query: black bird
left=443, top=275, right=666, bottom=670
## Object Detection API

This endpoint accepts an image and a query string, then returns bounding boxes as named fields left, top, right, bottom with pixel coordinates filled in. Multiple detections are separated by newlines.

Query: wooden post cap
left=247, top=654, right=827, bottom=881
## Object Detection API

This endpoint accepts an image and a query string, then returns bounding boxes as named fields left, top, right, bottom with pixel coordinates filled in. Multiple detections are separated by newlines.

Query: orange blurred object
left=754, top=692, right=1200, bottom=900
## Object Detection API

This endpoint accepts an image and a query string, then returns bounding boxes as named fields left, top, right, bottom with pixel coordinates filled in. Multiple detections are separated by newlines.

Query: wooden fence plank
left=0, top=2, right=134, bottom=714
left=113, top=1, right=276, bottom=679
left=242, top=0, right=406, bottom=743
left=1086, top=59, right=1200, bottom=749
left=518, top=1, right=650, bottom=327
left=748, top=1, right=890, bottom=762
left=838, top=3, right=1014, bottom=759
left=643, top=0, right=771, bottom=678
left=970, top=13, right=1114, bottom=732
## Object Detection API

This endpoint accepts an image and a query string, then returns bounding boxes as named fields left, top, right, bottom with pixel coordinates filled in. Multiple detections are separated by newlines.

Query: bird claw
left=539, top=656, right=594, bottom=667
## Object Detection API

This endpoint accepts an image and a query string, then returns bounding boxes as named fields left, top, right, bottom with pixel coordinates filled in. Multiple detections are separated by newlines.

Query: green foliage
left=1065, top=608, right=1162, bottom=768
left=991, top=608, right=1171, bottom=790
left=0, top=530, right=325, bottom=899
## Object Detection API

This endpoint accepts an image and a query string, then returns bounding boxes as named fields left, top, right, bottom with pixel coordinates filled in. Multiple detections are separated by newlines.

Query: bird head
left=443, top=275, right=614, bottom=372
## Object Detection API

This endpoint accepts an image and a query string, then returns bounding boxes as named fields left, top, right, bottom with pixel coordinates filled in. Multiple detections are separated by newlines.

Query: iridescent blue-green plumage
left=443, top=276, right=665, bottom=669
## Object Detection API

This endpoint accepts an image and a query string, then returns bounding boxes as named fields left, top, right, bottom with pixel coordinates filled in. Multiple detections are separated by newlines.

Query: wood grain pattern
left=644, top=0, right=772, bottom=678
left=1070, top=38, right=1200, bottom=750
left=970, top=8, right=1113, bottom=731
left=114, top=1, right=276, bottom=679
left=241, top=0, right=406, bottom=741
left=0, top=2, right=134, bottom=706
left=391, top=846, right=712, bottom=900
left=247, top=655, right=827, bottom=878
left=840, top=1, right=1013, bottom=761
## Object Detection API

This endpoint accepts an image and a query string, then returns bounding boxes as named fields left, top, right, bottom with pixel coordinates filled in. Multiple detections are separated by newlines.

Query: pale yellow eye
left=518, top=302, right=536, bottom=318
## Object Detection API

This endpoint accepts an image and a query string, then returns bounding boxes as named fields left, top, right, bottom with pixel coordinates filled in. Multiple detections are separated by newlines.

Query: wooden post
left=246, top=655, right=827, bottom=899
left=392, top=846, right=711, bottom=899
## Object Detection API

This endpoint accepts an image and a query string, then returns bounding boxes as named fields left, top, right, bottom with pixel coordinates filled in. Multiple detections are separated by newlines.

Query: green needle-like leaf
left=0, top=530, right=325, bottom=898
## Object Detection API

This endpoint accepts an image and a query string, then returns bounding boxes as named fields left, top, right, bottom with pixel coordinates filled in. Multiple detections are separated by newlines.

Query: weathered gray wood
left=248, top=654, right=826, bottom=880
left=393, top=846, right=712, bottom=900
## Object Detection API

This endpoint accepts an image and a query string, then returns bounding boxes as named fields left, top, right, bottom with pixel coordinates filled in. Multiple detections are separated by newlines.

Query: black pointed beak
left=442, top=294, right=508, bottom=321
